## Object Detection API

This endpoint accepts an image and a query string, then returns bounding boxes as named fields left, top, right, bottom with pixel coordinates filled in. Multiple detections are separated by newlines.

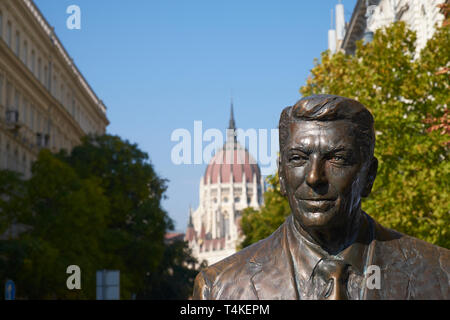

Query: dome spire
left=229, top=98, right=236, bottom=131
left=188, top=206, right=193, bottom=227
left=227, top=98, right=237, bottom=144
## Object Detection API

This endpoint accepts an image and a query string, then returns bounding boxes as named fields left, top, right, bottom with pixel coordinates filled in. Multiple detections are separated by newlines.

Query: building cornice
left=18, top=0, right=108, bottom=123
left=0, top=40, right=86, bottom=139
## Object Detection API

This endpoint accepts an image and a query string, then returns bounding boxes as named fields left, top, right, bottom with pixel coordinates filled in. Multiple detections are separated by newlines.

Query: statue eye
left=330, top=155, right=348, bottom=164
left=289, top=154, right=308, bottom=163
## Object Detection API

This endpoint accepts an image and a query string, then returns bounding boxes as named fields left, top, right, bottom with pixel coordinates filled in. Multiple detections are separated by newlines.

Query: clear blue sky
left=34, top=0, right=356, bottom=232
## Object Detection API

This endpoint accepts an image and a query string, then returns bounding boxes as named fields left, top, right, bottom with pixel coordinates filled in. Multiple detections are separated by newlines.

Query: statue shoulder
left=192, top=221, right=287, bottom=299
left=369, top=214, right=450, bottom=273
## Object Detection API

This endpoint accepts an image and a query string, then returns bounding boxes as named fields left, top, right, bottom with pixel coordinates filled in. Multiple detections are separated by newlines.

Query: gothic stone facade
left=186, top=109, right=265, bottom=266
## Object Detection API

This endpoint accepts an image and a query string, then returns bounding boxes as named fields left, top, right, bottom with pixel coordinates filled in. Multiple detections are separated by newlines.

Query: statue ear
left=278, top=157, right=287, bottom=197
left=362, top=157, right=378, bottom=197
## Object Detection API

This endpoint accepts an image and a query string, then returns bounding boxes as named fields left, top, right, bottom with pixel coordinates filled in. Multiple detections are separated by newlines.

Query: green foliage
left=241, top=22, right=449, bottom=249
left=1, top=150, right=108, bottom=299
left=0, top=134, right=201, bottom=299
left=58, top=135, right=175, bottom=298
left=139, top=239, right=204, bottom=299
left=0, top=170, right=26, bottom=235
left=300, top=22, right=449, bottom=248
left=240, top=173, right=290, bottom=248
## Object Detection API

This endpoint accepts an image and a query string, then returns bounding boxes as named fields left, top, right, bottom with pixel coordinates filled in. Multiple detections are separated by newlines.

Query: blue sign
left=5, top=280, right=15, bottom=300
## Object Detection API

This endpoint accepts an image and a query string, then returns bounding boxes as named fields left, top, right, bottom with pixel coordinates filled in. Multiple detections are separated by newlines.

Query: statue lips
left=298, top=198, right=336, bottom=212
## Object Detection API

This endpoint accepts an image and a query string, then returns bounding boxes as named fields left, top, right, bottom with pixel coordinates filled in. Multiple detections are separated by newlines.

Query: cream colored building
left=328, top=0, right=446, bottom=55
left=0, top=0, right=108, bottom=178
left=185, top=106, right=265, bottom=266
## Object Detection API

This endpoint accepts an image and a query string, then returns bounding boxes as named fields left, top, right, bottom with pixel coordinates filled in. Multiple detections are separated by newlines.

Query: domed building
left=185, top=104, right=265, bottom=266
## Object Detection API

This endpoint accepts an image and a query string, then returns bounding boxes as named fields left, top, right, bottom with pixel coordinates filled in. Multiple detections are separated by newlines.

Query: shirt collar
left=286, top=213, right=372, bottom=280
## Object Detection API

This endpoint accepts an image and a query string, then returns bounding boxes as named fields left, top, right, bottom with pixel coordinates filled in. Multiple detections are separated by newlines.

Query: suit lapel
left=249, top=221, right=299, bottom=300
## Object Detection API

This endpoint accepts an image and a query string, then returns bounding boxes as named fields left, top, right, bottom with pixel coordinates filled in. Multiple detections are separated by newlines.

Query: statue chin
left=294, top=210, right=337, bottom=230
left=292, top=199, right=342, bottom=229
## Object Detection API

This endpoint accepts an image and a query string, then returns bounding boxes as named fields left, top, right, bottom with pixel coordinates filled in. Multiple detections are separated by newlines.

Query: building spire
left=229, top=98, right=236, bottom=130
left=227, top=98, right=237, bottom=144
left=188, top=206, right=193, bottom=227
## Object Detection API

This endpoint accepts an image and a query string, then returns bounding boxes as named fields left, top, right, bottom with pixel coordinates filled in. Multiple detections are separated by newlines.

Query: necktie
left=311, top=258, right=350, bottom=300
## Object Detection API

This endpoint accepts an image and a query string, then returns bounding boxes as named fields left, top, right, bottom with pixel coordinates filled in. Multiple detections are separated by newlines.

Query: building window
left=30, top=107, right=34, bottom=131
left=0, top=11, right=3, bottom=40
left=15, top=31, right=20, bottom=56
left=22, top=99, right=27, bottom=124
left=31, top=50, right=36, bottom=74
left=72, top=97, right=75, bottom=116
left=60, top=84, right=64, bottom=105
left=0, top=74, right=3, bottom=106
left=23, top=41, right=28, bottom=64
left=234, top=197, right=240, bottom=202
left=37, top=58, right=41, bottom=80
left=44, top=66, right=48, bottom=89
left=5, top=82, right=11, bottom=108
left=14, top=90, right=19, bottom=110
left=53, top=76, right=57, bottom=97
left=37, top=113, right=41, bottom=133
left=6, top=21, right=11, bottom=47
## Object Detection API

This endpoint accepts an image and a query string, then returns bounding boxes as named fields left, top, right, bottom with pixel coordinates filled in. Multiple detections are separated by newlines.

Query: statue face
left=279, top=120, right=376, bottom=230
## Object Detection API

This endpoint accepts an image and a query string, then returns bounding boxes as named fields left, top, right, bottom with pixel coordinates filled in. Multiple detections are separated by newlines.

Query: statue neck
left=293, top=208, right=362, bottom=256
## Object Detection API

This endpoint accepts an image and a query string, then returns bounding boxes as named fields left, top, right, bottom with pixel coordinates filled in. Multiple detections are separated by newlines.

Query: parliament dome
left=203, top=142, right=261, bottom=184
left=186, top=101, right=265, bottom=266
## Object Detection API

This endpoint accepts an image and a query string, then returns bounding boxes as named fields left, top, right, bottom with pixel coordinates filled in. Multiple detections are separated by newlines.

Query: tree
left=241, top=22, right=449, bottom=249
left=0, top=170, right=26, bottom=235
left=240, top=173, right=290, bottom=249
left=58, top=134, right=177, bottom=298
left=139, top=239, right=202, bottom=300
left=1, top=134, right=201, bottom=299
left=0, top=150, right=109, bottom=299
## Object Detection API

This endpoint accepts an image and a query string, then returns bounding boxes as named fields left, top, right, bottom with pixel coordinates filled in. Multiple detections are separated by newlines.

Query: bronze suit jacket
left=193, top=214, right=450, bottom=300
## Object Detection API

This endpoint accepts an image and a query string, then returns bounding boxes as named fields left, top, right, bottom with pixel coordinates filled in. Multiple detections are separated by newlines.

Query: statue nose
left=306, top=157, right=327, bottom=188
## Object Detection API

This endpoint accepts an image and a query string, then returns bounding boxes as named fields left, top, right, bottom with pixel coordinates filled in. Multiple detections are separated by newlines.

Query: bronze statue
left=193, top=94, right=449, bottom=300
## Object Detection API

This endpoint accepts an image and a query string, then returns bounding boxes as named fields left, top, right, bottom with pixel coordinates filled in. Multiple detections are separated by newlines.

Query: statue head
left=278, top=94, right=378, bottom=244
